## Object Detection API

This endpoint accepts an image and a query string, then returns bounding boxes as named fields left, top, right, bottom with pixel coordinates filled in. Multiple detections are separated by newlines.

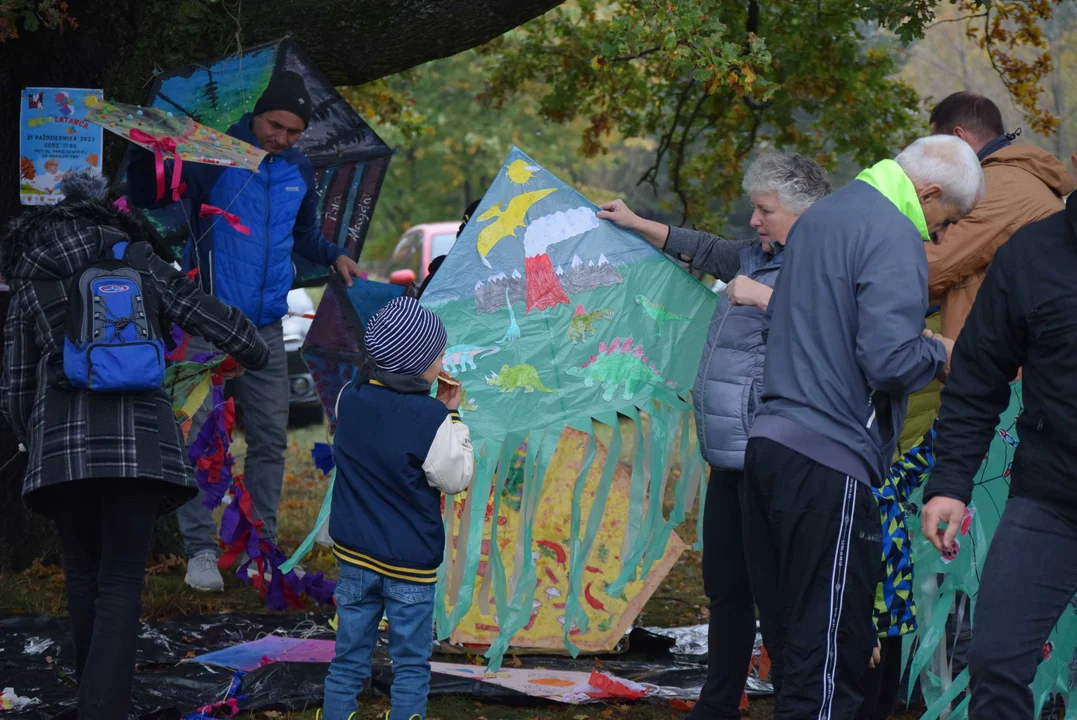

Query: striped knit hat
left=364, top=296, right=448, bottom=376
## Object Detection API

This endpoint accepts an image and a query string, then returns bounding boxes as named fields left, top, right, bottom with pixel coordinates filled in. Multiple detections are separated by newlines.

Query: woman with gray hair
left=598, top=150, right=830, bottom=720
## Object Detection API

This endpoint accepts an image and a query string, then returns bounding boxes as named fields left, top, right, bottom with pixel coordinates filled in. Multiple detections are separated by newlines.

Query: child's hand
left=441, top=384, right=462, bottom=411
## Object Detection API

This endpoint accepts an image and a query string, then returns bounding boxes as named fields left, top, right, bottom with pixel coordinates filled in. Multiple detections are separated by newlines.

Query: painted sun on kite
left=506, top=158, right=542, bottom=184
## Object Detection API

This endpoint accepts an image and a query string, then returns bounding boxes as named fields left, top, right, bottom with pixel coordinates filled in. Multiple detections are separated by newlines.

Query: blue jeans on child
left=323, top=563, right=436, bottom=720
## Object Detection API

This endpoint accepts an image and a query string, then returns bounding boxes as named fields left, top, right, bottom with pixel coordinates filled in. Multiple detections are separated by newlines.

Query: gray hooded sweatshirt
left=750, top=167, right=948, bottom=485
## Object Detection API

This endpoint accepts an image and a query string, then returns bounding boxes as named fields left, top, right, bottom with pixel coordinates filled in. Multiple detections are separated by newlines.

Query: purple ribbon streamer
left=186, top=390, right=234, bottom=511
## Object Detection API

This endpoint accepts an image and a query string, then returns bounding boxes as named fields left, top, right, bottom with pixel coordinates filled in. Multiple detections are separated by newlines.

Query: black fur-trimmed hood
left=1, top=199, right=171, bottom=280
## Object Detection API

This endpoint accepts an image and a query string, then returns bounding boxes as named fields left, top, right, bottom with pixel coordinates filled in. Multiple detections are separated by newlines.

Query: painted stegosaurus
left=565, top=336, right=677, bottom=401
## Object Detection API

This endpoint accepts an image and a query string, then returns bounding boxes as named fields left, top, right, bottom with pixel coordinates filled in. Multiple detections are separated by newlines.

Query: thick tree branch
left=925, top=11, right=987, bottom=29
left=673, top=91, right=708, bottom=226
left=610, top=46, right=663, bottom=62
left=637, top=80, right=696, bottom=195
left=252, top=0, right=564, bottom=86
left=0, top=0, right=562, bottom=224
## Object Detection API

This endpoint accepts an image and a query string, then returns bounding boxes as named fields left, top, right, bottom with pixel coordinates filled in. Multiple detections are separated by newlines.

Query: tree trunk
left=0, top=0, right=560, bottom=569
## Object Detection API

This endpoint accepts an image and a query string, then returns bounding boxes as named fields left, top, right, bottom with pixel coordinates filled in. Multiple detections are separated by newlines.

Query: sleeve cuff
left=663, top=225, right=692, bottom=257
left=449, top=411, right=462, bottom=424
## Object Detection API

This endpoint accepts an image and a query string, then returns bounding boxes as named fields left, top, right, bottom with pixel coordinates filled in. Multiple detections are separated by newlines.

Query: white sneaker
left=184, top=552, right=224, bottom=592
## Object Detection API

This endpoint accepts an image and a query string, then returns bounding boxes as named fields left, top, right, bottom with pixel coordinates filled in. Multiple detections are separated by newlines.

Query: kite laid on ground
left=417, top=146, right=716, bottom=670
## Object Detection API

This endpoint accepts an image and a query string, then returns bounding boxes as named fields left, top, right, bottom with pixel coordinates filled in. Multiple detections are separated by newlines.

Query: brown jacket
left=927, top=143, right=1075, bottom=340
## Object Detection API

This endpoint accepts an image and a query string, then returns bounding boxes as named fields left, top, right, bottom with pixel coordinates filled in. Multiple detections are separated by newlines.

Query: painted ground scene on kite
left=421, top=146, right=715, bottom=442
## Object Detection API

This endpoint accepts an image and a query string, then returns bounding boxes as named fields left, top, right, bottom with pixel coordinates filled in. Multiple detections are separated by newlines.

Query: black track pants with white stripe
left=741, top=437, right=881, bottom=720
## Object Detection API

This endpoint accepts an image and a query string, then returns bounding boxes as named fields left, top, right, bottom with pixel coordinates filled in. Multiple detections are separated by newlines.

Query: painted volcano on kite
left=429, top=148, right=654, bottom=317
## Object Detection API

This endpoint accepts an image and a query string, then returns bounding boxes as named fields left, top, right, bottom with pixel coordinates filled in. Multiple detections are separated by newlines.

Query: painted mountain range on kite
left=473, top=254, right=624, bottom=314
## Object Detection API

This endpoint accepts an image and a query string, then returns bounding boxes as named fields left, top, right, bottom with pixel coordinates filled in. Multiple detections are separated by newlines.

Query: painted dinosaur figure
left=476, top=187, right=557, bottom=267
left=565, top=336, right=677, bottom=402
left=634, top=294, right=690, bottom=337
left=444, top=344, right=500, bottom=374
left=567, top=304, right=614, bottom=344
left=497, top=288, right=521, bottom=344
left=459, top=387, right=478, bottom=412
left=486, top=363, right=556, bottom=394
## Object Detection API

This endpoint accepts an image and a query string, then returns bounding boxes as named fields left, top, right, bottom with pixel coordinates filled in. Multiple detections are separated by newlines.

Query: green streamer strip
left=921, top=667, right=969, bottom=720
left=440, top=435, right=518, bottom=639
left=563, top=413, right=620, bottom=657
left=486, top=424, right=563, bottom=671
left=436, top=438, right=488, bottom=636
left=433, top=458, right=456, bottom=635
left=909, top=588, right=954, bottom=702
left=641, top=408, right=694, bottom=577
left=468, top=435, right=518, bottom=650
left=620, top=406, right=647, bottom=570
left=607, top=402, right=675, bottom=597
left=279, top=468, right=335, bottom=574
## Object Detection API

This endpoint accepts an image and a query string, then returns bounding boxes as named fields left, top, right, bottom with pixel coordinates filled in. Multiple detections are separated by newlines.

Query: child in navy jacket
left=324, top=296, right=474, bottom=720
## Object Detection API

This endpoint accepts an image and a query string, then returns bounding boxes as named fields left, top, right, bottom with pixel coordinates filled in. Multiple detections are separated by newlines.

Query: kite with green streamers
left=420, top=146, right=715, bottom=671
left=907, top=381, right=1077, bottom=718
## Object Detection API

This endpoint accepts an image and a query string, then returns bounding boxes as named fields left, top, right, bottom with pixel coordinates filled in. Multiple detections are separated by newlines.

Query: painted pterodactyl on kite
left=477, top=188, right=557, bottom=267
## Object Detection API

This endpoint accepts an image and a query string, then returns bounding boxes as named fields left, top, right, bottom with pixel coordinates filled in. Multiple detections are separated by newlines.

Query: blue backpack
left=60, top=239, right=168, bottom=392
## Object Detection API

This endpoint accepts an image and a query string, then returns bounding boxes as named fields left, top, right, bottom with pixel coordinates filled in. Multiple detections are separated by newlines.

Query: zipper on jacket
left=255, top=158, right=272, bottom=325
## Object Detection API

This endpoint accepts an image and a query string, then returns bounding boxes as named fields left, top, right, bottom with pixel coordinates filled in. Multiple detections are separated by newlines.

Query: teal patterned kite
left=906, top=380, right=1077, bottom=718
left=419, top=146, right=715, bottom=670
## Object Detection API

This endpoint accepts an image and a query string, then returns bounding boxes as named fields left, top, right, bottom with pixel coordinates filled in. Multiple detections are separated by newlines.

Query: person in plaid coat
left=0, top=169, right=269, bottom=720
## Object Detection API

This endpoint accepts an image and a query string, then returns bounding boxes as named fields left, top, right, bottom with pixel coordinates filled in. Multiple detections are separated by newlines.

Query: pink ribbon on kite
left=200, top=204, right=251, bottom=235
left=129, top=128, right=186, bottom=202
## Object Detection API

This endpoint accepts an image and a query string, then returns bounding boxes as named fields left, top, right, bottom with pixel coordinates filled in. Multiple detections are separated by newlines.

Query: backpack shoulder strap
left=111, top=240, right=129, bottom=261
left=121, top=240, right=155, bottom=272
left=120, top=240, right=175, bottom=349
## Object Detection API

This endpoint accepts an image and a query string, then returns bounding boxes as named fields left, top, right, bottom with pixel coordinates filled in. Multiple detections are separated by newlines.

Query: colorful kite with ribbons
left=164, top=356, right=335, bottom=610
left=117, top=38, right=392, bottom=282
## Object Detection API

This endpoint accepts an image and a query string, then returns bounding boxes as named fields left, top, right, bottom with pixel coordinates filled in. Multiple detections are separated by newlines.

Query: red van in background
left=387, top=221, right=459, bottom=286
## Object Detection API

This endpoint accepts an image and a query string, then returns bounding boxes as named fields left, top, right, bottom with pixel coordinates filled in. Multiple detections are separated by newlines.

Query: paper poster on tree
left=19, top=87, right=103, bottom=205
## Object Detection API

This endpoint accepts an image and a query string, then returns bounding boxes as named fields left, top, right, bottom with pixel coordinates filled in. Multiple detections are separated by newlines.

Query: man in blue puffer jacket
left=126, top=71, right=362, bottom=591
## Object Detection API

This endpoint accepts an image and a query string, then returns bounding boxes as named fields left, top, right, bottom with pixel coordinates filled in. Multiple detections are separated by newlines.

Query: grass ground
left=0, top=417, right=919, bottom=719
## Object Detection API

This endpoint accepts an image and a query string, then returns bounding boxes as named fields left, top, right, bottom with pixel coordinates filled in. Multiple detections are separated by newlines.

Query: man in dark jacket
left=922, top=193, right=1077, bottom=716
left=126, top=71, right=362, bottom=591
left=742, top=135, right=982, bottom=717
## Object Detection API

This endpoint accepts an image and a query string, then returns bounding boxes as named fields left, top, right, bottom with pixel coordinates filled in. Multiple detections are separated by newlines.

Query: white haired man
left=741, top=136, right=982, bottom=717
